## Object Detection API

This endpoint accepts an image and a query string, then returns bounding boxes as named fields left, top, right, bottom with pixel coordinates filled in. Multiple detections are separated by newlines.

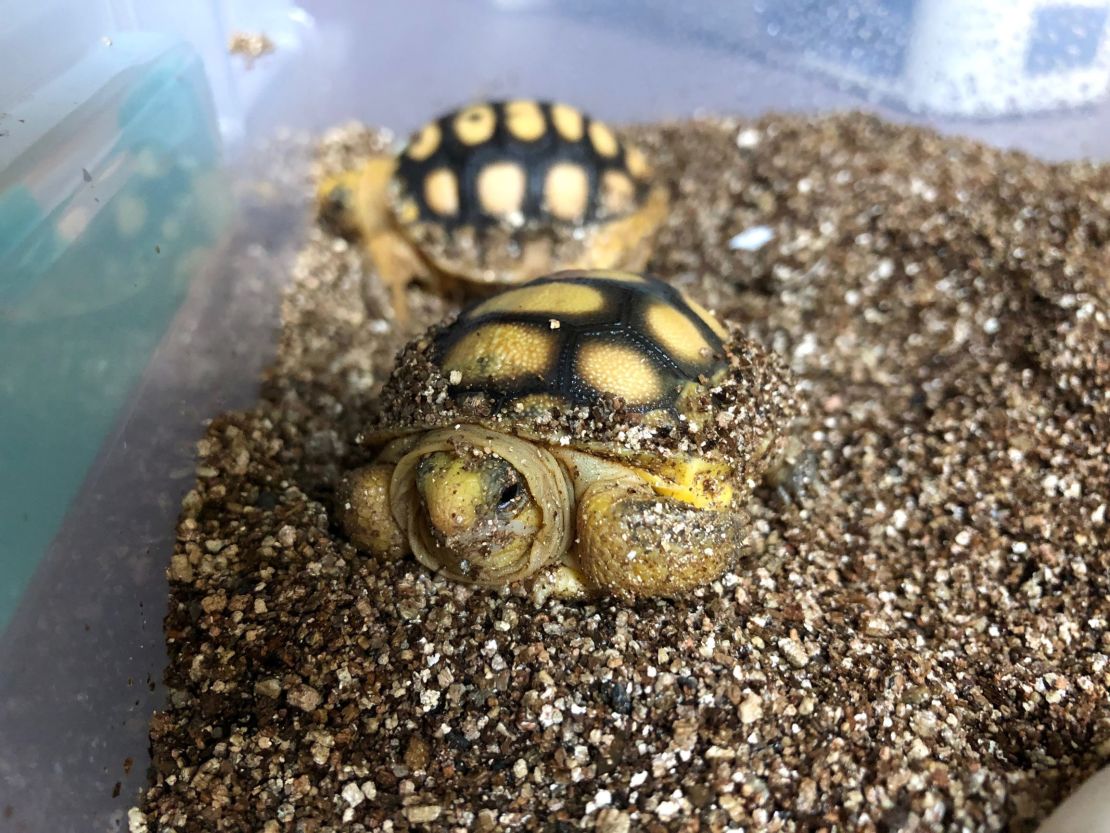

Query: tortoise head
left=316, top=170, right=362, bottom=238
left=415, top=451, right=535, bottom=558
left=388, top=426, right=574, bottom=586
left=316, top=157, right=397, bottom=241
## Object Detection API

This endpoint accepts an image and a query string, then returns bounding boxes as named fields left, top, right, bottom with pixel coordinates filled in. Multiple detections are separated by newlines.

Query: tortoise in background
left=318, top=101, right=669, bottom=318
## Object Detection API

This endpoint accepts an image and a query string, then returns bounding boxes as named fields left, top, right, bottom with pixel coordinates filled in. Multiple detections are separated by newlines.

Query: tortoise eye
left=497, top=483, right=521, bottom=509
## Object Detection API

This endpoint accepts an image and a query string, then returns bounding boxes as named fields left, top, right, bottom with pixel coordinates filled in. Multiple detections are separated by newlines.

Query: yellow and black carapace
left=317, top=102, right=669, bottom=318
left=436, top=268, right=728, bottom=413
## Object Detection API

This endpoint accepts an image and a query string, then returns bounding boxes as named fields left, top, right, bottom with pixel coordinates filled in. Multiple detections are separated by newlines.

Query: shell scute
left=393, top=101, right=652, bottom=230
left=434, top=271, right=726, bottom=413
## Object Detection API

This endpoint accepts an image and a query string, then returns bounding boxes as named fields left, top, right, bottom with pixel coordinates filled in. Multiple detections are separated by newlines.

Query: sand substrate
left=136, top=113, right=1110, bottom=832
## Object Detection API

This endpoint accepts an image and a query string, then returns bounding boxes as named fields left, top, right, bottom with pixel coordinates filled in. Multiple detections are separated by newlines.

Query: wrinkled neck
left=550, top=447, right=644, bottom=500
left=389, top=425, right=574, bottom=585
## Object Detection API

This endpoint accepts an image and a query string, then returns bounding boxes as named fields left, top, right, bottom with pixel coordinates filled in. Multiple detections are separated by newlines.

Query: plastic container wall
left=1, top=8, right=226, bottom=831
left=1, top=2, right=1109, bottom=832
left=214, top=0, right=1110, bottom=159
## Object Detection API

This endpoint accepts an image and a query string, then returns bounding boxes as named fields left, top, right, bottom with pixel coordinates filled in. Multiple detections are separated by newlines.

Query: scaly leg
left=318, top=155, right=429, bottom=325
left=575, top=475, right=740, bottom=600
left=364, top=232, right=427, bottom=325
left=530, top=557, right=594, bottom=604
left=336, top=463, right=407, bottom=560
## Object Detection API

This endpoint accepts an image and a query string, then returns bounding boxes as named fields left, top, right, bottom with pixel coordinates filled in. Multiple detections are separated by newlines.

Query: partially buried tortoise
left=337, top=270, right=801, bottom=601
left=318, top=100, right=668, bottom=317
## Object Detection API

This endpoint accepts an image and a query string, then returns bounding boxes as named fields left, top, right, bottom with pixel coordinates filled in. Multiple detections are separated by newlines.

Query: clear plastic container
left=2, top=2, right=1109, bottom=830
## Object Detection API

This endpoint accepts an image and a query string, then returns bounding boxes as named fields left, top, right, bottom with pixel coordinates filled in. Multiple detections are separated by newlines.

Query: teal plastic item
left=0, top=35, right=224, bottom=629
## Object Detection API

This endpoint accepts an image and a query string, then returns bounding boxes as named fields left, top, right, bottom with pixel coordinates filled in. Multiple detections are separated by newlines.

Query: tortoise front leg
left=530, top=559, right=594, bottom=604
left=319, top=155, right=428, bottom=325
left=574, top=475, right=739, bottom=601
left=337, top=463, right=407, bottom=560
left=364, top=232, right=431, bottom=326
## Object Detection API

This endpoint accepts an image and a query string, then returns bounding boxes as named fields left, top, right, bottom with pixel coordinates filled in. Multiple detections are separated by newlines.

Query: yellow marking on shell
left=424, top=168, right=459, bottom=217
left=504, top=100, right=546, bottom=142
left=454, top=104, right=497, bottom=145
left=645, top=303, right=713, bottom=364
left=550, top=103, right=584, bottom=141
left=588, top=120, right=619, bottom=157
left=406, top=122, right=441, bottom=161
left=476, top=161, right=527, bottom=218
left=397, top=198, right=420, bottom=225
left=469, top=281, right=606, bottom=317
left=601, top=170, right=636, bottom=215
left=632, top=457, right=734, bottom=510
left=544, top=162, right=590, bottom=222
left=576, top=341, right=662, bottom=404
left=684, top=297, right=729, bottom=340
left=443, top=323, right=555, bottom=383
left=625, top=145, right=651, bottom=179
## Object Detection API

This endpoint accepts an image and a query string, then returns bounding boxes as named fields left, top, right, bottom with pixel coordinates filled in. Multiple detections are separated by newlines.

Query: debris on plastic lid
left=728, top=225, right=775, bottom=251
left=228, top=32, right=276, bottom=70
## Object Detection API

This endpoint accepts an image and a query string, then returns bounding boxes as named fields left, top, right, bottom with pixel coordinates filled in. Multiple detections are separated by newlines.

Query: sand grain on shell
left=140, top=114, right=1109, bottom=832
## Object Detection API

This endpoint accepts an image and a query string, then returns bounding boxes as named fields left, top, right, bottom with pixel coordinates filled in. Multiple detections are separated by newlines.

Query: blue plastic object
left=0, top=35, right=223, bottom=630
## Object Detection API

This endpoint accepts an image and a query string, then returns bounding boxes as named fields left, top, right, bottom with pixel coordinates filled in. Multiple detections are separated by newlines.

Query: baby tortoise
left=318, top=101, right=669, bottom=318
left=337, top=270, right=801, bottom=601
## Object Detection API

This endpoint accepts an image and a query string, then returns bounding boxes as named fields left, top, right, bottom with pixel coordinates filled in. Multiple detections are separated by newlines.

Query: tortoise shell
left=368, top=270, right=800, bottom=471
left=391, top=101, right=654, bottom=230
left=436, top=270, right=728, bottom=413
